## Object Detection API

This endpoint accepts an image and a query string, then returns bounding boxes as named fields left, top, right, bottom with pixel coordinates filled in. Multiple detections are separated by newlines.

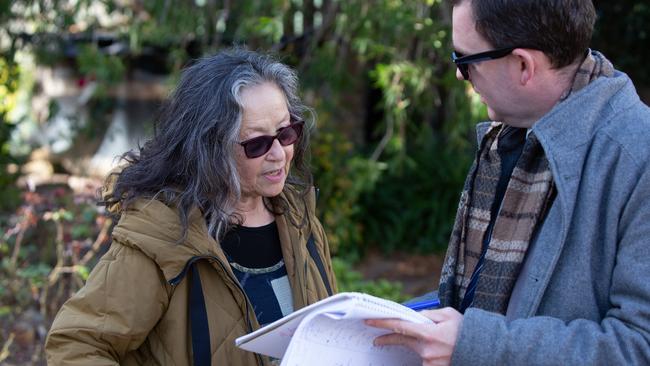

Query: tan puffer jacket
left=45, top=186, right=336, bottom=365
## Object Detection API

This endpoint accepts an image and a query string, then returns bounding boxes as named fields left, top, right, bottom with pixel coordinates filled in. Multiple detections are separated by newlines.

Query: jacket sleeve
left=450, top=168, right=650, bottom=365
left=45, top=241, right=170, bottom=365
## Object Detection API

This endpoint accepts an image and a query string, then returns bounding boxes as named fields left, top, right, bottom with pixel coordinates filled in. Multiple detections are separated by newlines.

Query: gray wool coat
left=451, top=70, right=650, bottom=365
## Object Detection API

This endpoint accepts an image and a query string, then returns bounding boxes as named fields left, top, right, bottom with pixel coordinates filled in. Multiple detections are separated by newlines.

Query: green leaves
left=16, top=263, right=51, bottom=287
left=312, top=125, right=388, bottom=256
left=359, top=123, right=472, bottom=254
left=240, top=16, right=285, bottom=44
left=0, top=56, right=21, bottom=211
left=333, top=257, right=406, bottom=302
left=592, top=1, right=650, bottom=85
left=77, top=45, right=125, bottom=85
left=75, top=265, right=90, bottom=281
left=43, top=209, right=74, bottom=223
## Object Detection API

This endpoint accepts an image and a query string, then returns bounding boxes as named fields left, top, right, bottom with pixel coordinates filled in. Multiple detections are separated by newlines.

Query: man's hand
left=365, top=307, right=463, bottom=366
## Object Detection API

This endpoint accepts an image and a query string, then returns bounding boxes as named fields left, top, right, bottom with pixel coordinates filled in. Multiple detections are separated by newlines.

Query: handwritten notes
left=235, top=292, right=432, bottom=365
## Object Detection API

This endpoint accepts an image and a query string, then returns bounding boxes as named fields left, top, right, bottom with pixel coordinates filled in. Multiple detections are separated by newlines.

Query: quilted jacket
left=45, top=185, right=336, bottom=365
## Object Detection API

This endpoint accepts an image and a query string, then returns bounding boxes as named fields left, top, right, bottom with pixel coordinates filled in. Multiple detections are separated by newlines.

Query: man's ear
left=512, top=48, right=536, bottom=85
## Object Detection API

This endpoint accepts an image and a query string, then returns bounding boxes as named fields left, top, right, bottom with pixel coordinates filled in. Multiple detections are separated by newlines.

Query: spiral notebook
left=235, top=292, right=433, bottom=366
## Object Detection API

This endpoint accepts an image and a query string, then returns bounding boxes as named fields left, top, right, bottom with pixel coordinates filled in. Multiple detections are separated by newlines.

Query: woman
left=45, top=48, right=336, bottom=366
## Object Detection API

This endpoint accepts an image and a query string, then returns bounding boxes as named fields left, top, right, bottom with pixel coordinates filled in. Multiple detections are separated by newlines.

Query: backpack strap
left=189, top=262, right=211, bottom=366
left=306, top=234, right=333, bottom=296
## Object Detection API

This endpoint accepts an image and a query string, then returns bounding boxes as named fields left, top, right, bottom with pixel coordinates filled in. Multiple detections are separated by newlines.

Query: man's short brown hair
left=453, top=0, right=596, bottom=68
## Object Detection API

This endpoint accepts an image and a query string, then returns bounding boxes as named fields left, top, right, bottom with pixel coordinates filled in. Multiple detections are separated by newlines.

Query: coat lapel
left=505, top=75, right=625, bottom=318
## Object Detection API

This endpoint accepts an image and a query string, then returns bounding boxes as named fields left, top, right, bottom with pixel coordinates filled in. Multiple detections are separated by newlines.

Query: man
left=367, top=0, right=650, bottom=364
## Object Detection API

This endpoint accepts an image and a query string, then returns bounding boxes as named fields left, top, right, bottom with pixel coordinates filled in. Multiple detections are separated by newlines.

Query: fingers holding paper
left=365, top=307, right=463, bottom=366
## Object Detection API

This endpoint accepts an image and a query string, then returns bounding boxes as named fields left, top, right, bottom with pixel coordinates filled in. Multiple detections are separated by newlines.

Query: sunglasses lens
left=243, top=136, right=274, bottom=158
left=278, top=122, right=303, bottom=146
left=460, top=64, right=469, bottom=80
left=452, top=52, right=469, bottom=80
left=240, top=121, right=304, bottom=158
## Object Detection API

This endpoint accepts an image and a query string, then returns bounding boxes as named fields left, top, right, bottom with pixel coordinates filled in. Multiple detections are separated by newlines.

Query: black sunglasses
left=239, top=120, right=304, bottom=159
left=452, top=46, right=519, bottom=80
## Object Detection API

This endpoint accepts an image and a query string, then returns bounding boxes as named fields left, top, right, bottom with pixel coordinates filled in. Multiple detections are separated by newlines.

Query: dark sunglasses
left=452, top=46, right=519, bottom=80
left=239, top=120, right=304, bottom=159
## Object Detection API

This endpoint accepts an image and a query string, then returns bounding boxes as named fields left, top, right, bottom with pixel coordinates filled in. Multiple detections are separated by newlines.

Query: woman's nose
left=265, top=139, right=286, bottom=160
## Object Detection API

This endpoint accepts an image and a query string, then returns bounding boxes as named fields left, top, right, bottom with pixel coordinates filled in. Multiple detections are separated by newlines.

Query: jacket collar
left=111, top=198, right=218, bottom=283
left=475, top=71, right=637, bottom=214
left=531, top=71, right=637, bottom=213
left=110, top=186, right=315, bottom=288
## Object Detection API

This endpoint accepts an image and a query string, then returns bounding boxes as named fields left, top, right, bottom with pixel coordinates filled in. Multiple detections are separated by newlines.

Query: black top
left=221, top=221, right=294, bottom=325
left=221, top=222, right=283, bottom=268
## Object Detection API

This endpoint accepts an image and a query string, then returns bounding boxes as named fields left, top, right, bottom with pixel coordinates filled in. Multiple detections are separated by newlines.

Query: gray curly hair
left=102, top=48, right=313, bottom=240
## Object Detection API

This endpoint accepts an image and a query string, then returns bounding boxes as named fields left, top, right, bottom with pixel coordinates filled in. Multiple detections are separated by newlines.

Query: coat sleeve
left=45, top=241, right=170, bottom=365
left=450, top=168, right=650, bottom=365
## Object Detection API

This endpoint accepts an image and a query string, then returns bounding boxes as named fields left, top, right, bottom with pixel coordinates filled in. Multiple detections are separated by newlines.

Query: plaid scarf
left=438, top=50, right=614, bottom=314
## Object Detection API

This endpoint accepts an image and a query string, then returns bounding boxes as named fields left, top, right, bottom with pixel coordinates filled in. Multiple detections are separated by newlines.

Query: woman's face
left=235, top=82, right=295, bottom=200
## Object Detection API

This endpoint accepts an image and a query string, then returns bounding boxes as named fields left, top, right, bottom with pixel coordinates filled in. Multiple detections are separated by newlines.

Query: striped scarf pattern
left=438, top=50, right=614, bottom=314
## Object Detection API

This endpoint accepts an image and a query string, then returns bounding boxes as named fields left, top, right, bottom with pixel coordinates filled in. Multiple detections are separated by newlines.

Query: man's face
left=452, top=1, right=523, bottom=124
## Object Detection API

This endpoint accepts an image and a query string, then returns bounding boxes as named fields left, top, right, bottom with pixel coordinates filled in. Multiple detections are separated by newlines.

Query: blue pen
left=406, top=299, right=440, bottom=311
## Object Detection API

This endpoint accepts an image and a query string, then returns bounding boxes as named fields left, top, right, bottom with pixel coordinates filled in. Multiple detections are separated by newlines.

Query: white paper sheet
left=236, top=292, right=433, bottom=365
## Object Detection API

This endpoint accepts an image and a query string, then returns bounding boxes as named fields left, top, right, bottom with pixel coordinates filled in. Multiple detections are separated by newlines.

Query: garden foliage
left=0, top=1, right=647, bottom=364
left=2, top=0, right=479, bottom=257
